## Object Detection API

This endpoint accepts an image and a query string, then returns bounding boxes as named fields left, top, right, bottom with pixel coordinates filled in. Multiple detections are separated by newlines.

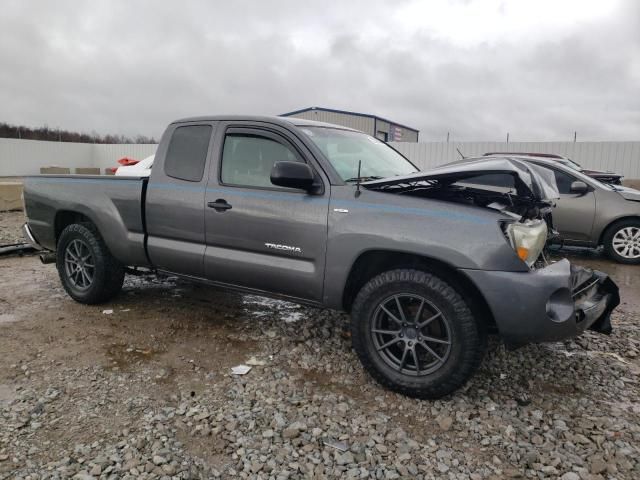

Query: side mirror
left=570, top=181, right=588, bottom=194
left=270, top=161, right=315, bottom=191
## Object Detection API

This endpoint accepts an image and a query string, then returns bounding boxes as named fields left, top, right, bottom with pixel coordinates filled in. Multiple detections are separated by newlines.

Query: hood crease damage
left=364, top=157, right=560, bottom=221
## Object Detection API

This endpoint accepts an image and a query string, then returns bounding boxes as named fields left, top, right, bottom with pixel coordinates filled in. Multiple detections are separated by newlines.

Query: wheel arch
left=342, top=249, right=496, bottom=331
left=54, top=210, right=95, bottom=243
left=598, top=215, right=640, bottom=245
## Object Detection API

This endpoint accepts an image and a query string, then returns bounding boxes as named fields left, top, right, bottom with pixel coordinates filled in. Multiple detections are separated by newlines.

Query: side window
left=554, top=169, right=575, bottom=194
left=164, top=125, right=212, bottom=182
left=221, top=133, right=302, bottom=188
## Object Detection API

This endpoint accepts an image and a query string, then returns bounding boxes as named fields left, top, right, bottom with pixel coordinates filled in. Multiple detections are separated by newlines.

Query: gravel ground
left=0, top=211, right=25, bottom=245
left=1, top=211, right=639, bottom=479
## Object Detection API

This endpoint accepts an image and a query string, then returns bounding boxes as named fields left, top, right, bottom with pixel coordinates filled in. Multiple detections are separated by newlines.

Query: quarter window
left=221, top=134, right=301, bottom=188
left=164, top=125, right=212, bottom=182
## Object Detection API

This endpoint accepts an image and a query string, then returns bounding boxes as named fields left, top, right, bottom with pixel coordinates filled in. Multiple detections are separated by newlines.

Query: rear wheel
left=56, top=223, right=125, bottom=304
left=351, top=269, right=487, bottom=399
left=603, top=219, right=640, bottom=264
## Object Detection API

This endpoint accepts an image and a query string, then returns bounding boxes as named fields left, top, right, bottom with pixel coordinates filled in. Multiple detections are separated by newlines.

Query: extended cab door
left=203, top=123, right=330, bottom=301
left=145, top=122, right=217, bottom=276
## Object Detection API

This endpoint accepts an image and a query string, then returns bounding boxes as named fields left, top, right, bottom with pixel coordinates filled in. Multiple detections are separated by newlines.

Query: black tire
left=56, top=223, right=125, bottom=304
left=351, top=269, right=486, bottom=399
left=602, top=219, right=640, bottom=264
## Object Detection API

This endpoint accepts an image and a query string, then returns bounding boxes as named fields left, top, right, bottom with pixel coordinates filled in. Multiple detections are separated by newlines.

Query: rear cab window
left=164, top=125, right=212, bottom=182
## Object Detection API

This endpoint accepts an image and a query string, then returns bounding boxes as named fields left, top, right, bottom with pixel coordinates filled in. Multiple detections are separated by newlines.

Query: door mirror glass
left=270, top=161, right=315, bottom=190
left=570, top=181, right=588, bottom=194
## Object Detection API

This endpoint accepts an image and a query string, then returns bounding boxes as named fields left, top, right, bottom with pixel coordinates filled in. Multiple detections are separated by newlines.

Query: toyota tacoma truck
left=22, top=116, right=619, bottom=399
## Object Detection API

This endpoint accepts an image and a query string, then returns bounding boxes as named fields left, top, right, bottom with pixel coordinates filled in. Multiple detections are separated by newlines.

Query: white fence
left=389, top=141, right=640, bottom=179
left=1, top=138, right=639, bottom=178
left=0, top=138, right=157, bottom=176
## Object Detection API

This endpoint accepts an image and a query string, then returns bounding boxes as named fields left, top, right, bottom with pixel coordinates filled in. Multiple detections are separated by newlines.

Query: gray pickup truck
left=22, top=116, right=619, bottom=398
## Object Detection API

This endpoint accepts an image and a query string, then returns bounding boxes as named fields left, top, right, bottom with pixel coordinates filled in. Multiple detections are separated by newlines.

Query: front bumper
left=462, top=259, right=619, bottom=345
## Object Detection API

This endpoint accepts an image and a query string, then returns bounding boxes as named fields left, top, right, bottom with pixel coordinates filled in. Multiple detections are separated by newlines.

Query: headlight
left=504, top=219, right=548, bottom=267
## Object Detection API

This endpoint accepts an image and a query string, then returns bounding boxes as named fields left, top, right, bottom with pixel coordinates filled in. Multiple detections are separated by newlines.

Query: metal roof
left=279, top=107, right=420, bottom=133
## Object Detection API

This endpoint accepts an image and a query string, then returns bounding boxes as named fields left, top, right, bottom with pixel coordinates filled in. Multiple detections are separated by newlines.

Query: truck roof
left=171, top=115, right=358, bottom=132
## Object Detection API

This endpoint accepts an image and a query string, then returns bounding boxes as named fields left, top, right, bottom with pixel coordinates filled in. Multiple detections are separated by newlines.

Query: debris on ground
left=245, top=356, right=267, bottom=366
left=323, top=439, right=349, bottom=452
left=230, top=364, right=252, bottom=375
left=0, top=243, right=34, bottom=257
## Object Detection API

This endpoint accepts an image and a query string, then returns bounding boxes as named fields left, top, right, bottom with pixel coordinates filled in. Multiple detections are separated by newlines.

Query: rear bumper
left=22, top=223, right=44, bottom=250
left=462, top=259, right=619, bottom=345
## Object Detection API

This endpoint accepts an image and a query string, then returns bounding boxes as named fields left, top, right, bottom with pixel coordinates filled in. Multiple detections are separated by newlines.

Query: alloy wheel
left=371, top=294, right=452, bottom=376
left=612, top=227, right=640, bottom=259
left=64, top=239, right=95, bottom=290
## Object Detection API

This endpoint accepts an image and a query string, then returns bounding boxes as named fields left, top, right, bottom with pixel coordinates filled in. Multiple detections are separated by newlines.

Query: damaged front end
left=571, top=264, right=619, bottom=335
left=364, top=157, right=560, bottom=267
left=363, top=157, right=559, bottom=219
left=364, top=157, right=620, bottom=343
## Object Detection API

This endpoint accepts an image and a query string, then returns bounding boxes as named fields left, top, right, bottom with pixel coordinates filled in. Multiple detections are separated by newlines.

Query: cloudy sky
left=1, top=0, right=639, bottom=141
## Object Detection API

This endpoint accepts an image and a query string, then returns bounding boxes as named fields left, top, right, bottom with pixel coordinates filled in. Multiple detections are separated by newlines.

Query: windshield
left=560, top=158, right=583, bottom=171
left=300, top=127, right=418, bottom=181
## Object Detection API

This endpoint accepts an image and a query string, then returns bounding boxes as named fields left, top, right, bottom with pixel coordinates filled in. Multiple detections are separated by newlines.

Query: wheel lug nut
left=399, top=333, right=403, bottom=337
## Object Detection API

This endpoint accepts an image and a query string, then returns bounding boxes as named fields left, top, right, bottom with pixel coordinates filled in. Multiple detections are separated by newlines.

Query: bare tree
left=0, top=122, right=155, bottom=144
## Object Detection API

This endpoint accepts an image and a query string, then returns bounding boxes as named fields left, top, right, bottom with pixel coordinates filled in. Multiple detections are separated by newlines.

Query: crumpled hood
left=364, top=157, right=560, bottom=202
left=582, top=168, right=621, bottom=176
left=614, top=185, right=640, bottom=202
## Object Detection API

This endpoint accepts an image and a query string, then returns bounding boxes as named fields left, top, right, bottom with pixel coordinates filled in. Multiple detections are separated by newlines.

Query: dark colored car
left=21, top=116, right=619, bottom=399
left=483, top=152, right=624, bottom=185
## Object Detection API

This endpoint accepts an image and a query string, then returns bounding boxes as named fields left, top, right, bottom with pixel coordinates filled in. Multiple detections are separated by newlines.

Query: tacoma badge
left=265, top=243, right=302, bottom=254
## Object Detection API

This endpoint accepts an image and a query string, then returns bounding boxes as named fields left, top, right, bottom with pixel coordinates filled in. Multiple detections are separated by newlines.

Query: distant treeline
left=0, top=122, right=156, bottom=144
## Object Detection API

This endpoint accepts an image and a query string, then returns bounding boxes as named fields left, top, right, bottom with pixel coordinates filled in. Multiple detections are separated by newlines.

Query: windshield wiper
left=344, top=175, right=384, bottom=183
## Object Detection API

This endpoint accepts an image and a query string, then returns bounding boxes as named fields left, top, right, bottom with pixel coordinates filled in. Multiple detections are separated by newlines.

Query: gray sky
left=1, top=0, right=639, bottom=141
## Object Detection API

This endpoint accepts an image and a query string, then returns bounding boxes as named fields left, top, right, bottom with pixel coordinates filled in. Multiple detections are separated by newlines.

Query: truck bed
left=23, top=175, right=150, bottom=266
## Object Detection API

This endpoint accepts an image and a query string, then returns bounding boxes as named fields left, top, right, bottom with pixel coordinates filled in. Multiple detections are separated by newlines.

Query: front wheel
left=351, top=269, right=486, bottom=399
left=56, top=223, right=125, bottom=304
left=603, top=219, right=640, bottom=264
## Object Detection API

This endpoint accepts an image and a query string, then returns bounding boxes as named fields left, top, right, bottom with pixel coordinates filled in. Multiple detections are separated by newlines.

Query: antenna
left=355, top=160, right=362, bottom=198
left=456, top=148, right=466, bottom=159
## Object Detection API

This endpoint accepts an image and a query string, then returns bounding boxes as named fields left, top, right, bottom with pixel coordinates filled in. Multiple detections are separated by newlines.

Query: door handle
left=207, top=199, right=232, bottom=212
